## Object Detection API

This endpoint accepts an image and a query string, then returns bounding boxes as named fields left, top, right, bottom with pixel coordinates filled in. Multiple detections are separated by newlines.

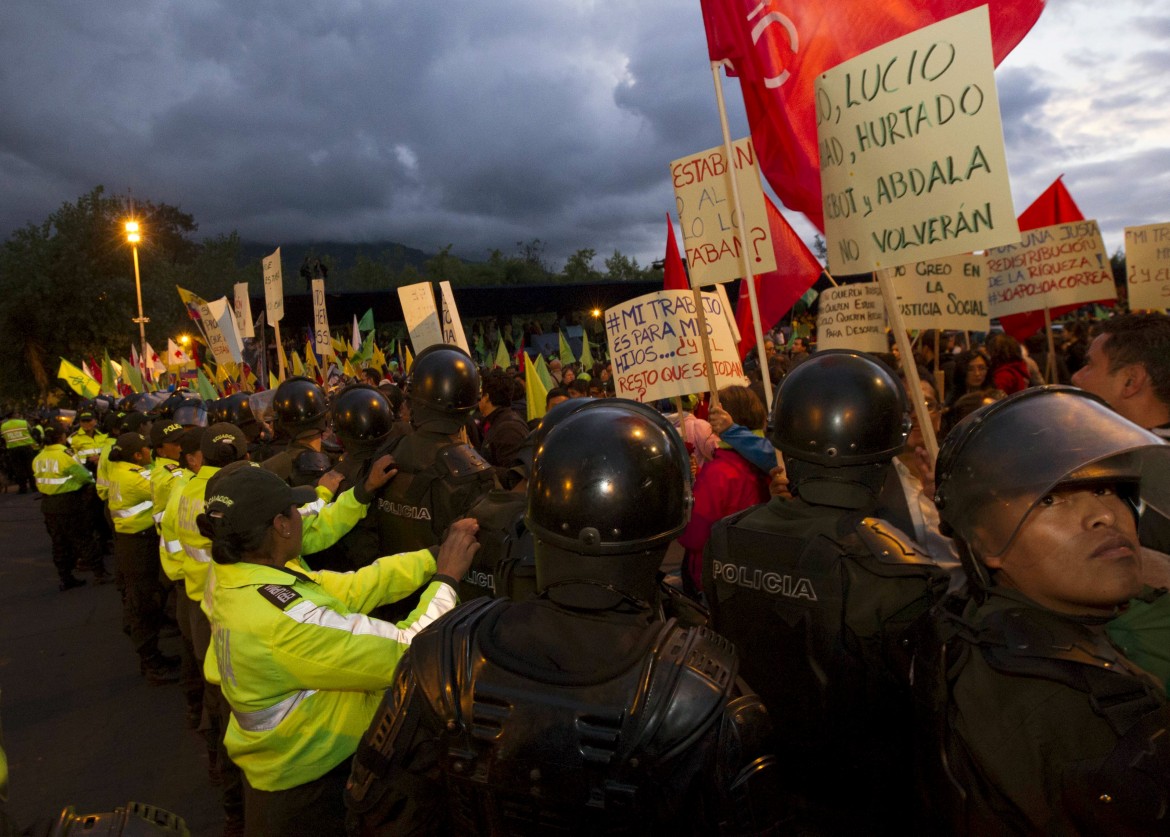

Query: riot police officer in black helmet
left=261, top=376, right=332, bottom=484
left=303, top=384, right=398, bottom=573
left=347, top=398, right=784, bottom=835
left=915, top=387, right=1170, bottom=835
left=706, top=349, right=950, bottom=834
left=367, top=344, right=495, bottom=567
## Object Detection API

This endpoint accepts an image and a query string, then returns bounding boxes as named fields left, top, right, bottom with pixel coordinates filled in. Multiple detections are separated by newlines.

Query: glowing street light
left=125, top=220, right=149, bottom=361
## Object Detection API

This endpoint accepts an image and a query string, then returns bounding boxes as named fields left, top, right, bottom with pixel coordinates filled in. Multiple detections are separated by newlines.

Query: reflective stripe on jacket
left=203, top=550, right=452, bottom=791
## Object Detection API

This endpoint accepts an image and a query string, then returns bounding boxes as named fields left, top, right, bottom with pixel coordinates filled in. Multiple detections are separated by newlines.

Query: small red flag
left=663, top=214, right=690, bottom=292
left=735, top=196, right=823, bottom=358
left=699, top=0, right=1045, bottom=231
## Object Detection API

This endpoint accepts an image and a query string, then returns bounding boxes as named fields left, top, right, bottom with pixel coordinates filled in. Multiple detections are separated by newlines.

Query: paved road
left=0, top=490, right=223, bottom=835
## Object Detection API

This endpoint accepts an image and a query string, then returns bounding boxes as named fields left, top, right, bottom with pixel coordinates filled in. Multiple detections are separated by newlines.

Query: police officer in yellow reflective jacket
left=199, top=463, right=480, bottom=837
left=32, top=426, right=99, bottom=589
left=2, top=411, right=39, bottom=493
left=108, top=431, right=178, bottom=684
left=68, top=409, right=107, bottom=471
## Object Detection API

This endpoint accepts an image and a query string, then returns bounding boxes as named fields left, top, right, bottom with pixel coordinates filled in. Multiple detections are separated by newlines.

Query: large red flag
left=997, top=176, right=1113, bottom=340
left=663, top=214, right=690, bottom=291
left=700, top=1, right=1045, bottom=231
left=736, top=195, right=823, bottom=357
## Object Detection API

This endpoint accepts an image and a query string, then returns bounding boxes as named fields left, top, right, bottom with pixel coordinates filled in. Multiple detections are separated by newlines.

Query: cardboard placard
left=233, top=283, right=254, bottom=338
left=816, top=283, right=887, bottom=352
left=439, top=282, right=471, bottom=354
left=396, top=282, right=444, bottom=353
left=671, top=137, right=777, bottom=286
left=605, top=290, right=747, bottom=402
left=203, top=297, right=242, bottom=366
left=816, top=7, right=1018, bottom=274
left=1125, top=222, right=1170, bottom=312
left=879, top=252, right=989, bottom=331
left=262, top=248, right=284, bottom=323
left=986, top=220, right=1116, bottom=318
left=311, top=279, right=334, bottom=357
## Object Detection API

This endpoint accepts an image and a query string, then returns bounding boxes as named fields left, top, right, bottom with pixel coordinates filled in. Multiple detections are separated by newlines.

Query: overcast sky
left=1, top=0, right=1165, bottom=269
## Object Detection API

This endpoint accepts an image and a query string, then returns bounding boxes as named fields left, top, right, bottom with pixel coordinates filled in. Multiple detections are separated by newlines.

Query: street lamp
left=125, top=220, right=149, bottom=361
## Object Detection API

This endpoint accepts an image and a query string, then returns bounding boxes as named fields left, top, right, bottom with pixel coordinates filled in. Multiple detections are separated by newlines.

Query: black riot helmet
left=406, top=344, right=480, bottom=433
left=935, top=386, right=1170, bottom=594
left=770, top=350, right=909, bottom=508
left=273, top=376, right=329, bottom=438
left=528, top=399, right=692, bottom=610
left=155, top=390, right=197, bottom=420
left=215, top=393, right=256, bottom=429
left=332, top=384, right=394, bottom=456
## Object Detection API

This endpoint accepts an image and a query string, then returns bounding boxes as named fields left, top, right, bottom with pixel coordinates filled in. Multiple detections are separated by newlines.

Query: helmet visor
left=936, top=388, right=1170, bottom=557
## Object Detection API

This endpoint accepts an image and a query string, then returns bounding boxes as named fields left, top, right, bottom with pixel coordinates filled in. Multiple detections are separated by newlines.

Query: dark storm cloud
left=0, top=0, right=737, bottom=267
left=1, top=2, right=1163, bottom=272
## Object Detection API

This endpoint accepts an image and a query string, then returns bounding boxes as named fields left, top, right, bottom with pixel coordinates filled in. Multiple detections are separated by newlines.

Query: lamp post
left=125, top=221, right=149, bottom=362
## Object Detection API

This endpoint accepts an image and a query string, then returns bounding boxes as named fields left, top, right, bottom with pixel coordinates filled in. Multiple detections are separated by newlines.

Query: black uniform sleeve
left=345, top=652, right=448, bottom=837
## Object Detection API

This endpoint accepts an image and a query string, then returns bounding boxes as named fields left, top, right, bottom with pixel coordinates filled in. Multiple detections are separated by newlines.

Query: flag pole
left=1042, top=305, right=1057, bottom=383
left=711, top=61, right=772, bottom=413
left=874, top=270, right=938, bottom=461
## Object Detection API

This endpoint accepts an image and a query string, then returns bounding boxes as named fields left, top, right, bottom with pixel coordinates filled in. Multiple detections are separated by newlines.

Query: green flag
left=196, top=368, right=218, bottom=401
left=125, top=362, right=145, bottom=394
left=101, top=351, right=119, bottom=396
left=57, top=359, right=100, bottom=398
left=558, top=331, right=576, bottom=367
left=534, top=353, right=556, bottom=391
left=494, top=339, right=509, bottom=370
left=358, top=308, right=375, bottom=332
left=580, top=330, right=595, bottom=371
left=356, top=332, right=375, bottom=364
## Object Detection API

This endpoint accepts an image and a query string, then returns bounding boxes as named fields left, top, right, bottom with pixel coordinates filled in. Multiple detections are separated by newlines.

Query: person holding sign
left=922, top=388, right=1170, bottom=835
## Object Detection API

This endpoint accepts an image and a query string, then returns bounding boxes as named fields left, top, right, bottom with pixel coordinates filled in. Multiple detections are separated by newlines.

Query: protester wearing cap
left=198, top=462, right=479, bottom=836
left=107, top=431, right=178, bottom=684
left=920, top=386, right=1170, bottom=834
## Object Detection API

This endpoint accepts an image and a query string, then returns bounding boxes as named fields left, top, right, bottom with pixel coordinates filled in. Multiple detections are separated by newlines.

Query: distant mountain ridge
left=237, top=239, right=440, bottom=278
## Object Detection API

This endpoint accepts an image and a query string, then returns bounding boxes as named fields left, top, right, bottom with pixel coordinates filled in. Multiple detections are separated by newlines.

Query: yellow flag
left=304, top=340, right=319, bottom=372
left=371, top=342, right=386, bottom=374
left=331, top=335, right=347, bottom=357
left=343, top=357, right=357, bottom=378
left=525, top=355, right=548, bottom=423
left=269, top=371, right=280, bottom=391
left=404, top=345, right=414, bottom=373
left=57, top=359, right=100, bottom=398
left=291, top=351, right=306, bottom=377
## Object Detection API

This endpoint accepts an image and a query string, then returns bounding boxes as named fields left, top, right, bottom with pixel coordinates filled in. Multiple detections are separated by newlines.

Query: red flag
left=997, top=177, right=1113, bottom=340
left=736, top=196, right=823, bottom=357
left=700, top=1, right=1045, bottom=231
left=663, top=214, right=690, bottom=291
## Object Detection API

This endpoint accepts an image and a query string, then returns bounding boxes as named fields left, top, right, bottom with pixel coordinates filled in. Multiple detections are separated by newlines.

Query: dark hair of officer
left=770, top=349, right=909, bottom=508
left=526, top=398, right=692, bottom=610
left=406, top=344, right=480, bottom=433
